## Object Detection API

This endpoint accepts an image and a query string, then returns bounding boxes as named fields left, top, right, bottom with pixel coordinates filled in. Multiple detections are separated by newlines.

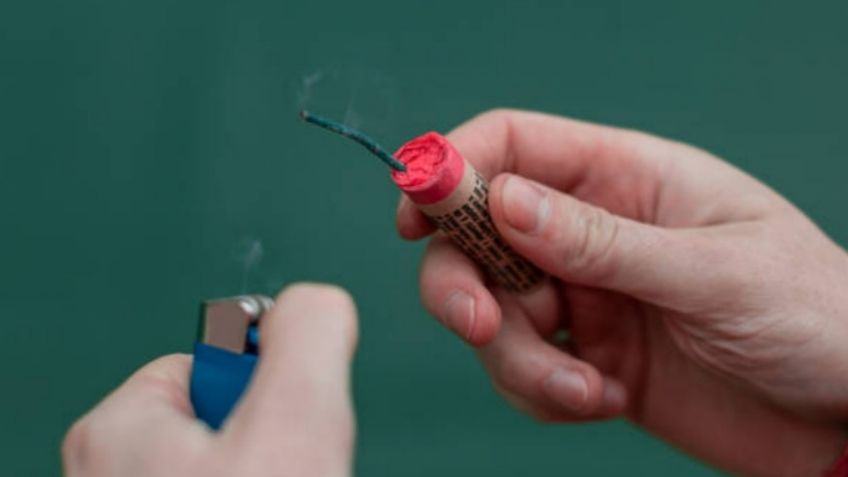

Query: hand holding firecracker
left=304, top=108, right=848, bottom=477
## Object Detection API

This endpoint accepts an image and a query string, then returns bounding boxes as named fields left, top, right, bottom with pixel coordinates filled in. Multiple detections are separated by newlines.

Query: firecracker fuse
left=301, top=111, right=545, bottom=293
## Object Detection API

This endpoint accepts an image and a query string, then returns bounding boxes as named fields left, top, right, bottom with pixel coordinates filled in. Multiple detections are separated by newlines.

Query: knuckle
left=145, top=353, right=193, bottom=380
left=475, top=108, right=518, bottom=124
left=560, top=204, right=621, bottom=281
left=490, top=357, right=527, bottom=396
left=136, top=373, right=193, bottom=412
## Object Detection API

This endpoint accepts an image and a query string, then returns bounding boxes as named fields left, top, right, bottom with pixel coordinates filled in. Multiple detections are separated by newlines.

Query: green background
left=2, top=1, right=847, bottom=475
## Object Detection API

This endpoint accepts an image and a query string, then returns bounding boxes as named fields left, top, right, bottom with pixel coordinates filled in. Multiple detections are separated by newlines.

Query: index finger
left=396, top=108, right=669, bottom=240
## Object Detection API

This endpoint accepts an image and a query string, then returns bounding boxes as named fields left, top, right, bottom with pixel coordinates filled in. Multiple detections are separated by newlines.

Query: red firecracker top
left=391, top=132, right=465, bottom=205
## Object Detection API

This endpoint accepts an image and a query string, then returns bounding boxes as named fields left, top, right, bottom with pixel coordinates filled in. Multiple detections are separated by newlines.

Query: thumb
left=490, top=174, right=725, bottom=308
left=224, top=283, right=357, bottom=471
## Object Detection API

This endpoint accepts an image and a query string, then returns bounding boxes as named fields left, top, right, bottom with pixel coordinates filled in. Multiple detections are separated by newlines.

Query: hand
left=397, top=109, right=848, bottom=477
left=62, top=283, right=358, bottom=477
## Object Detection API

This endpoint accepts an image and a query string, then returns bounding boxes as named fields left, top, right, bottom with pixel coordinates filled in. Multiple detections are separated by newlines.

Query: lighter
left=189, top=294, right=274, bottom=429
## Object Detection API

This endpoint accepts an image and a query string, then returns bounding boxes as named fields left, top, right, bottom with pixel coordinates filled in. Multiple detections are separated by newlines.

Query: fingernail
left=543, top=368, right=588, bottom=412
left=502, top=176, right=549, bottom=234
left=443, top=291, right=476, bottom=340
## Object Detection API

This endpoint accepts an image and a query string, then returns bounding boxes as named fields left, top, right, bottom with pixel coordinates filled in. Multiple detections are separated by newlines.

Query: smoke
left=236, top=237, right=264, bottom=293
left=342, top=91, right=362, bottom=129
left=294, top=67, right=399, bottom=135
left=296, top=70, right=325, bottom=110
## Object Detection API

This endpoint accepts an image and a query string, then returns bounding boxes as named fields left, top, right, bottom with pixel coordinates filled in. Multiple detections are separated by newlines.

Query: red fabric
left=826, top=445, right=848, bottom=477
left=391, top=131, right=465, bottom=205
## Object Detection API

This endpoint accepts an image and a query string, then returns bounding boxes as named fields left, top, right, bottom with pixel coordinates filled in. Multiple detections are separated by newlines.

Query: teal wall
left=2, top=1, right=847, bottom=475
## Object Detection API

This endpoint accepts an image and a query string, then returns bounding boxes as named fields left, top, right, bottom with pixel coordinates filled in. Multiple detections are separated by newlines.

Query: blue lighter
left=189, top=295, right=273, bottom=429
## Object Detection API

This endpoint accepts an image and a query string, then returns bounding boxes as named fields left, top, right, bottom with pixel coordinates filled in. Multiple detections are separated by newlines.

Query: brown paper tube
left=393, top=132, right=545, bottom=293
